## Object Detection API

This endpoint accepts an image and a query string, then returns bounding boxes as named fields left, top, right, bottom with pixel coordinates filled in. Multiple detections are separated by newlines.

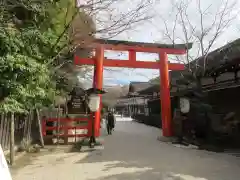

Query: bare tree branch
left=157, top=0, right=238, bottom=75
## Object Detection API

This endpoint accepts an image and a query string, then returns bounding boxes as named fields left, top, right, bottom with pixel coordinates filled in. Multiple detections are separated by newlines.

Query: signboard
left=71, top=97, right=82, bottom=109
left=0, top=145, right=12, bottom=180
left=68, top=96, right=86, bottom=114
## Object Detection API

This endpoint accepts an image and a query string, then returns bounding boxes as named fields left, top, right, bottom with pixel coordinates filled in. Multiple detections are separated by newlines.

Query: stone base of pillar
left=157, top=136, right=176, bottom=143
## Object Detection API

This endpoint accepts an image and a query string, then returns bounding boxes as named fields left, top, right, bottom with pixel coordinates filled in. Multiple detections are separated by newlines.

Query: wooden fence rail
left=42, top=116, right=92, bottom=144
left=0, top=113, right=32, bottom=152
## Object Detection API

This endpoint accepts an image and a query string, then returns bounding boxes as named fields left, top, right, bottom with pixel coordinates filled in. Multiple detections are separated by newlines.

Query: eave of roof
left=94, top=38, right=193, bottom=50
left=189, top=38, right=240, bottom=74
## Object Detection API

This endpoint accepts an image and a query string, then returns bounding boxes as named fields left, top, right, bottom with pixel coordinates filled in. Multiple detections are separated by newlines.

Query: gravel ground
left=12, top=117, right=240, bottom=180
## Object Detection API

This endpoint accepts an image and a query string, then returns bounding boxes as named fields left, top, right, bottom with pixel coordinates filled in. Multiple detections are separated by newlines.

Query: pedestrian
left=106, top=111, right=115, bottom=135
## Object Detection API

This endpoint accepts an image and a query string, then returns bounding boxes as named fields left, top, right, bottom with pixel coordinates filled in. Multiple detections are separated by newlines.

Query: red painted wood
left=129, top=50, right=136, bottom=62
left=159, top=52, right=172, bottom=137
left=45, top=126, right=89, bottom=130
left=45, top=134, right=88, bottom=138
left=74, top=42, right=187, bottom=137
left=74, top=56, right=185, bottom=70
left=42, top=117, right=91, bottom=139
left=94, top=47, right=104, bottom=137
left=87, top=115, right=93, bottom=137
left=42, top=119, right=46, bottom=136
left=46, top=118, right=90, bottom=122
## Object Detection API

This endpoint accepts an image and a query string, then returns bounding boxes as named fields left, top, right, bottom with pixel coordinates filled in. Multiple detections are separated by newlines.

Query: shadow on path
left=73, top=121, right=240, bottom=180
left=12, top=120, right=240, bottom=180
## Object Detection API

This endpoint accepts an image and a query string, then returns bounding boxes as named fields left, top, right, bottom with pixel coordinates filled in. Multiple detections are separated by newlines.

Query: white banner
left=0, top=145, right=12, bottom=180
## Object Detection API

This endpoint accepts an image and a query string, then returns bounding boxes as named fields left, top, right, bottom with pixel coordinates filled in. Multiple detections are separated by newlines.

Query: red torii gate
left=74, top=39, right=192, bottom=137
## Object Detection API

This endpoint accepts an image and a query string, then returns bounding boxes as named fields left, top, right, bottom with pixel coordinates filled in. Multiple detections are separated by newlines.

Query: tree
left=0, top=0, right=155, bottom=112
left=51, top=0, right=156, bottom=103
left=0, top=1, right=52, bottom=112
left=75, top=0, right=152, bottom=39
left=0, top=0, right=82, bottom=112
left=48, top=0, right=153, bottom=91
left=48, top=0, right=96, bottom=96
left=154, top=0, right=238, bottom=75
left=0, top=0, right=154, bottom=150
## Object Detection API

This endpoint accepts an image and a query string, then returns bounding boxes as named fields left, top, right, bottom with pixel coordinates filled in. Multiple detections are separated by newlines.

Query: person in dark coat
left=106, top=112, right=115, bottom=135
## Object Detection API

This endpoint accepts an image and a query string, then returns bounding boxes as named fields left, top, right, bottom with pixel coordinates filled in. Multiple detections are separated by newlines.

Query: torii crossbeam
left=74, top=38, right=192, bottom=137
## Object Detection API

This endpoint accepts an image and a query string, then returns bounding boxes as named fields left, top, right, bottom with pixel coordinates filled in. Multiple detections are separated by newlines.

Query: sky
left=78, top=0, right=240, bottom=88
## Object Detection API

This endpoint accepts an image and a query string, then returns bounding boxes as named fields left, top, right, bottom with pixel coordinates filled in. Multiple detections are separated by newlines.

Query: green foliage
left=47, top=0, right=77, bottom=34
left=0, top=28, right=55, bottom=112
left=0, top=0, right=95, bottom=113
left=0, top=0, right=78, bottom=113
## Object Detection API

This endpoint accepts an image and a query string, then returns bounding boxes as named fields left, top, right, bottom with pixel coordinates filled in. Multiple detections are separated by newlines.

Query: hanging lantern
left=86, top=88, right=107, bottom=112
left=179, top=97, right=190, bottom=114
left=88, top=94, right=101, bottom=112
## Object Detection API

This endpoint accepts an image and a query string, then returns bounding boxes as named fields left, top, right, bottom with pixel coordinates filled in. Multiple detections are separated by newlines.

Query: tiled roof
left=190, top=38, right=240, bottom=75
left=128, top=82, right=152, bottom=94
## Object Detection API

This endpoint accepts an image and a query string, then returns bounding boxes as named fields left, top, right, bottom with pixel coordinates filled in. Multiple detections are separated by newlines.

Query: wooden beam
left=75, top=56, right=185, bottom=70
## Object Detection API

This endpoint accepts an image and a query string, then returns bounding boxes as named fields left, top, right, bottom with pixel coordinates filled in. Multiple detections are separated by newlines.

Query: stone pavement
left=12, top=117, right=240, bottom=180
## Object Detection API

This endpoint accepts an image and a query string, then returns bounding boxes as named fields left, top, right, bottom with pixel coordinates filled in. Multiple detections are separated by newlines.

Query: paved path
left=12, top=118, right=240, bottom=180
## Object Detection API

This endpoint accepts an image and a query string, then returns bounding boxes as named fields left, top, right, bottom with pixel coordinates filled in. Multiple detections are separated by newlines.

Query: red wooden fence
left=42, top=116, right=93, bottom=144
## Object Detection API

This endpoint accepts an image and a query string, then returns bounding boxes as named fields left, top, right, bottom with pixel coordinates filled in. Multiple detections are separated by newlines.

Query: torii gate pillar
left=159, top=52, right=172, bottom=136
left=93, top=47, right=104, bottom=137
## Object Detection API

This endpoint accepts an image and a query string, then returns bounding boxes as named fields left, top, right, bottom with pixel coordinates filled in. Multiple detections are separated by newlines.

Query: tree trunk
left=57, top=105, right=61, bottom=144
left=10, top=112, right=15, bottom=165
left=36, top=109, right=44, bottom=148
left=27, top=110, right=33, bottom=143
left=65, top=97, right=68, bottom=115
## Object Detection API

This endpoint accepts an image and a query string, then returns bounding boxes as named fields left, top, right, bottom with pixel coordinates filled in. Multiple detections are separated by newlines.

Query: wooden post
left=0, top=114, right=4, bottom=146
left=42, top=117, right=46, bottom=136
left=36, top=109, right=44, bottom=148
left=87, top=115, right=93, bottom=137
left=10, top=112, right=15, bottom=165
left=57, top=105, right=60, bottom=144
left=65, top=97, right=68, bottom=115
left=64, top=117, right=68, bottom=145
left=94, top=46, right=104, bottom=137
left=27, top=110, right=33, bottom=144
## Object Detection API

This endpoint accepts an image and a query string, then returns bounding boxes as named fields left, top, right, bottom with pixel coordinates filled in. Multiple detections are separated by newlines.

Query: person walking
left=106, top=111, right=115, bottom=135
